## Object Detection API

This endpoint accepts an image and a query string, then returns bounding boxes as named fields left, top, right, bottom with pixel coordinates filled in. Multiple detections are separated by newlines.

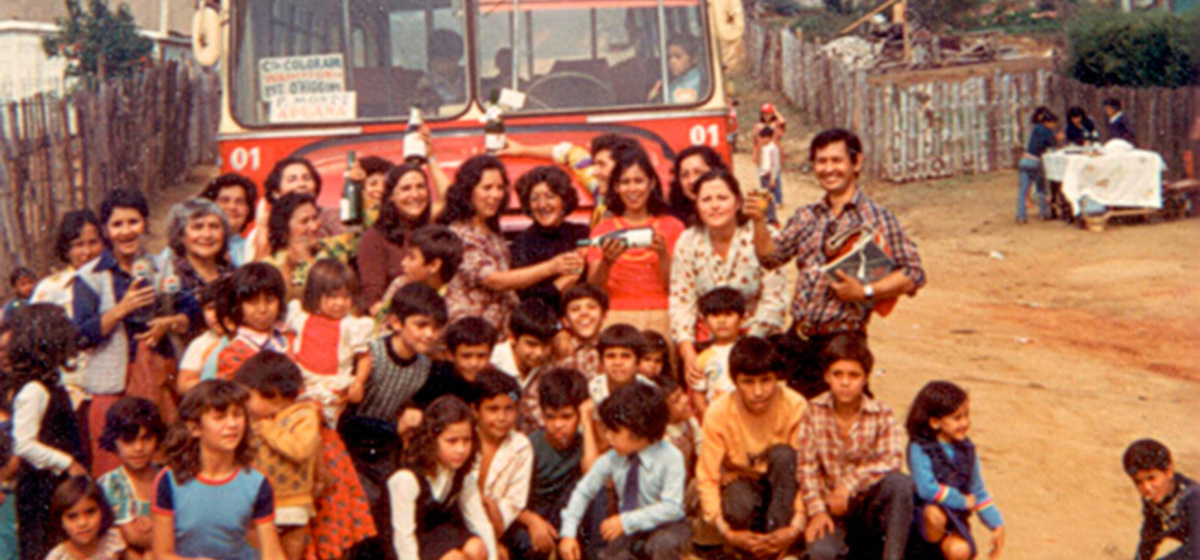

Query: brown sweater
left=356, top=226, right=407, bottom=307
left=251, top=401, right=322, bottom=511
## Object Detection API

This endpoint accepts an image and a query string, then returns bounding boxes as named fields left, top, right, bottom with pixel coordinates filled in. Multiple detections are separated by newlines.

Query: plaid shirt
left=763, top=189, right=925, bottom=331
left=796, top=392, right=904, bottom=517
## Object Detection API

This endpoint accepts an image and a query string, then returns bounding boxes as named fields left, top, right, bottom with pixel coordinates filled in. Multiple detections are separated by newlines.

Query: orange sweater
left=251, top=401, right=322, bottom=512
left=696, top=385, right=807, bottom=525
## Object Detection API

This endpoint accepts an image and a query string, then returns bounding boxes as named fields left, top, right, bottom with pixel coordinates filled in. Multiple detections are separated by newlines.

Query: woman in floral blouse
left=669, top=167, right=788, bottom=382
left=436, top=155, right=582, bottom=332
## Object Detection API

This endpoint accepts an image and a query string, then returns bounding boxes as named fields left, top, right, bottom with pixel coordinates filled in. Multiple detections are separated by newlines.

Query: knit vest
left=36, top=381, right=88, bottom=468
left=918, top=439, right=976, bottom=496
left=75, top=257, right=130, bottom=395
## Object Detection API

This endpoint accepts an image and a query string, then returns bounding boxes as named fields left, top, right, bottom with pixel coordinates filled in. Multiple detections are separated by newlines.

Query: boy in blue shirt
left=559, top=383, right=689, bottom=560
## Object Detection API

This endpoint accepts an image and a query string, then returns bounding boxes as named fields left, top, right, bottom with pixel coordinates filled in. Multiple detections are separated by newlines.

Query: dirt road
left=730, top=101, right=1199, bottom=558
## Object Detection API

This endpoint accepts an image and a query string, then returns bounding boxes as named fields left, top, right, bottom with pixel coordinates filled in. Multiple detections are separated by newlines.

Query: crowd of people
left=0, top=123, right=1192, bottom=560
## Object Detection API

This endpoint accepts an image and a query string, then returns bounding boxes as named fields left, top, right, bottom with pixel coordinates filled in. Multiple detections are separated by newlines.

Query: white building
left=0, top=0, right=193, bottom=103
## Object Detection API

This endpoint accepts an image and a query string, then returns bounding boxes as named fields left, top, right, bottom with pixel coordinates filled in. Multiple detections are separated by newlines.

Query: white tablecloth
left=1042, top=148, right=1166, bottom=215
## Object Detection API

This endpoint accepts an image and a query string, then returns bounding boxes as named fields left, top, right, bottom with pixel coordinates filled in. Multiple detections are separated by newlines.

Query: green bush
left=1065, top=8, right=1200, bottom=88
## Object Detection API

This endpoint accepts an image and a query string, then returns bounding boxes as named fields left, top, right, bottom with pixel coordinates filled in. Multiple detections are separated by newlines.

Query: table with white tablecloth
left=1042, top=146, right=1167, bottom=216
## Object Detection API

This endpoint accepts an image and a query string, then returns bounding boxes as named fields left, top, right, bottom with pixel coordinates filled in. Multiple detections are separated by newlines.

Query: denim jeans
left=1017, top=157, right=1047, bottom=221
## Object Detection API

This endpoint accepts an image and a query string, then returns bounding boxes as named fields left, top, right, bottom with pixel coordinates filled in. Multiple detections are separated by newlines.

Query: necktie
left=621, top=453, right=640, bottom=513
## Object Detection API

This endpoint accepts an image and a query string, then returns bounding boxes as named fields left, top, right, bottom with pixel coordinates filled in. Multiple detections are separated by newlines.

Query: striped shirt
left=796, top=392, right=904, bottom=517
left=763, top=189, right=925, bottom=331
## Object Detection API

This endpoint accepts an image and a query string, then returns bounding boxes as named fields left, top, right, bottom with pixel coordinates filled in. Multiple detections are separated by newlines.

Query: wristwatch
left=863, top=283, right=876, bottom=300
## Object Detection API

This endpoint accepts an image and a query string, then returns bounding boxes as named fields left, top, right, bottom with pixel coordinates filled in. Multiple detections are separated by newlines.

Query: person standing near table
left=1017, top=107, right=1059, bottom=224
left=1103, top=98, right=1136, bottom=146
left=748, top=128, right=925, bottom=399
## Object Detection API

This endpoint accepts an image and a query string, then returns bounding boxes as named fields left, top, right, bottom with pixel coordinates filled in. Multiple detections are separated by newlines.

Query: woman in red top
left=587, top=149, right=685, bottom=334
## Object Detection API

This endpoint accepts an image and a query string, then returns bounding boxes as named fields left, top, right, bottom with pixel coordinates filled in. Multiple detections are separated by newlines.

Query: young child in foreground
left=45, top=476, right=126, bottom=560
left=508, top=368, right=600, bottom=560
left=558, top=383, right=690, bottom=560
left=798, top=333, right=912, bottom=560
left=906, top=380, right=1005, bottom=560
left=1124, top=438, right=1197, bottom=560
left=152, top=380, right=285, bottom=560
left=388, top=395, right=497, bottom=560
left=96, top=397, right=167, bottom=560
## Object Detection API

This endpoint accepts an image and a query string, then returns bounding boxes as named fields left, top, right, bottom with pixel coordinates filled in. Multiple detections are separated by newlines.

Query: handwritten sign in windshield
left=259, top=54, right=346, bottom=99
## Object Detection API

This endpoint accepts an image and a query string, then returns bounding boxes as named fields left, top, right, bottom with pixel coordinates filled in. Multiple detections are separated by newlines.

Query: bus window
left=231, top=0, right=470, bottom=125
left=475, top=0, right=712, bottom=113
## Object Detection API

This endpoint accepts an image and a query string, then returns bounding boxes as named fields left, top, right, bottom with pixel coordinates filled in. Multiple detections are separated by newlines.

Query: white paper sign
left=259, top=54, right=346, bottom=99
left=269, top=92, right=358, bottom=123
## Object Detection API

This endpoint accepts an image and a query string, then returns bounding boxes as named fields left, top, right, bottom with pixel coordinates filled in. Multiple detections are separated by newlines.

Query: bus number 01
left=689, top=124, right=720, bottom=148
left=230, top=146, right=261, bottom=171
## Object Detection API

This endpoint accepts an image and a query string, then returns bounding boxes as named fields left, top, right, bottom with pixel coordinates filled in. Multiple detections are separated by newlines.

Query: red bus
left=194, top=0, right=738, bottom=229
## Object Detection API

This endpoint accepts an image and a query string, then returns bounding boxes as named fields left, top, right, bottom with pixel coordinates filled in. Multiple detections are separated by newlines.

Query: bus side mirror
left=192, top=3, right=224, bottom=67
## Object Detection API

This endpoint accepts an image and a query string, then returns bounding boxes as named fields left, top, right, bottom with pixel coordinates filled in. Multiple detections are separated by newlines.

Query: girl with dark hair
left=387, top=395, right=495, bottom=560
left=264, top=192, right=357, bottom=302
left=215, top=263, right=290, bottom=380
left=1065, top=106, right=1099, bottom=147
left=1017, top=107, right=1059, bottom=224
left=905, top=381, right=1006, bottom=560
left=667, top=144, right=726, bottom=223
left=73, top=188, right=187, bottom=475
left=44, top=476, right=124, bottom=560
left=670, top=168, right=788, bottom=382
left=511, top=165, right=591, bottom=310
left=437, top=155, right=581, bottom=331
left=586, top=149, right=685, bottom=334
left=8, top=304, right=89, bottom=560
left=31, top=209, right=105, bottom=315
left=249, top=156, right=343, bottom=261
left=153, top=380, right=285, bottom=560
left=358, top=162, right=436, bottom=308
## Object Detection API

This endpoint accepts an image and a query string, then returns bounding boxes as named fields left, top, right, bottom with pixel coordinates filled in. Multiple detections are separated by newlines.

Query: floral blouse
left=668, top=222, right=789, bottom=344
left=445, top=222, right=520, bottom=333
left=265, top=233, right=358, bottom=302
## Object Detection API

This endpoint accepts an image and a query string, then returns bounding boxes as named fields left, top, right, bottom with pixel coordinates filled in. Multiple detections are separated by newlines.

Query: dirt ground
left=732, top=86, right=1200, bottom=558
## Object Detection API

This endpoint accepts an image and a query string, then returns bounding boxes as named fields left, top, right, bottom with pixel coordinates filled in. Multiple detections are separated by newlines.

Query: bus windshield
left=229, top=0, right=712, bottom=126
left=230, top=0, right=470, bottom=125
left=475, top=0, right=711, bottom=113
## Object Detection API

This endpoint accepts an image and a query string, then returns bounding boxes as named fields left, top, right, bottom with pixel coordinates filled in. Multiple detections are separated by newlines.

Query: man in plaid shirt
left=748, top=128, right=925, bottom=399
left=796, top=334, right=912, bottom=560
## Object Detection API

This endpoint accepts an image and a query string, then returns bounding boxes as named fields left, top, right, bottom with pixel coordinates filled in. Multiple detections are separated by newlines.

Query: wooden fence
left=0, top=62, right=219, bottom=282
left=747, top=21, right=1200, bottom=183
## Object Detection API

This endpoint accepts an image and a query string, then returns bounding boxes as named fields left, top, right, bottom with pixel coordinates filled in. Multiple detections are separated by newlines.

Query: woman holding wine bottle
left=586, top=148, right=685, bottom=334
left=264, top=192, right=357, bottom=302
left=72, top=188, right=189, bottom=474
left=437, top=155, right=582, bottom=332
left=357, top=138, right=453, bottom=310
left=668, top=167, right=788, bottom=382
left=247, top=156, right=343, bottom=261
left=510, top=165, right=590, bottom=311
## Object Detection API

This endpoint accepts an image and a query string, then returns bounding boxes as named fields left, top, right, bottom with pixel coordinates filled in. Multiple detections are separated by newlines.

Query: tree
left=42, top=0, right=155, bottom=82
left=1065, top=8, right=1200, bottom=88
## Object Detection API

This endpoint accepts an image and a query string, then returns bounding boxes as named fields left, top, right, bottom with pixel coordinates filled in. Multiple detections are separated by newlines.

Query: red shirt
left=587, top=215, right=685, bottom=310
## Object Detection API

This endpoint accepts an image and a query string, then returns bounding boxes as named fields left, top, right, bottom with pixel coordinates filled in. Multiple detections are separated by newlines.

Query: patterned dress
left=445, top=222, right=519, bottom=332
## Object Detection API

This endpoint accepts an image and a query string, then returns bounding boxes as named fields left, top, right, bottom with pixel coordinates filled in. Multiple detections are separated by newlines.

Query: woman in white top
left=668, top=167, right=788, bottom=383
left=30, top=210, right=106, bottom=316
